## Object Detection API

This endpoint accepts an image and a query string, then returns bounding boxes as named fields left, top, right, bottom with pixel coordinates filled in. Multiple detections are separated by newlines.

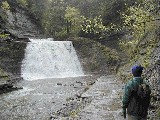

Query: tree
left=119, top=0, right=157, bottom=60
left=16, top=0, right=28, bottom=6
left=1, top=1, right=10, bottom=11
left=121, top=0, right=156, bottom=38
left=41, top=0, right=66, bottom=37
left=64, top=6, right=81, bottom=35
left=26, top=0, right=49, bottom=21
left=0, top=1, right=10, bottom=25
left=79, top=16, right=108, bottom=39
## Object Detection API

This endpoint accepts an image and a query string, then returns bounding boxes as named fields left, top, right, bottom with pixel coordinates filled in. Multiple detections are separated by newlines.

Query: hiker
left=122, top=65, right=151, bottom=120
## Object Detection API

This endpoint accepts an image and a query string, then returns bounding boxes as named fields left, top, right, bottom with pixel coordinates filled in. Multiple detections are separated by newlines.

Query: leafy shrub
left=16, top=0, right=28, bottom=7
left=1, top=1, right=10, bottom=11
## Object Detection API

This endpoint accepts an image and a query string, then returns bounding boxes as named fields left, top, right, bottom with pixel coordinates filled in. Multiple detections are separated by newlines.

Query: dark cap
left=131, top=65, right=144, bottom=76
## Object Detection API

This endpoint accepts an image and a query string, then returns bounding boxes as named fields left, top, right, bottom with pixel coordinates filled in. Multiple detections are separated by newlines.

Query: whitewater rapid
left=21, top=38, right=84, bottom=80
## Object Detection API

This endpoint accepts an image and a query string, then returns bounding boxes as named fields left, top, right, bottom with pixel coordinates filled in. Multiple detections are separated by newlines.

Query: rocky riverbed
left=0, top=75, right=97, bottom=120
left=51, top=75, right=123, bottom=120
left=1, top=74, right=159, bottom=120
left=0, top=75, right=124, bottom=120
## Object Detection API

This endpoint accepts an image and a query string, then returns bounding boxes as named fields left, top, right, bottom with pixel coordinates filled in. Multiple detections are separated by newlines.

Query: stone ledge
left=0, top=83, right=23, bottom=94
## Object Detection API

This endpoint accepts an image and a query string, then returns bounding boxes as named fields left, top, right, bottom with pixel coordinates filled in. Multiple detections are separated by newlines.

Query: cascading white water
left=21, top=38, right=84, bottom=80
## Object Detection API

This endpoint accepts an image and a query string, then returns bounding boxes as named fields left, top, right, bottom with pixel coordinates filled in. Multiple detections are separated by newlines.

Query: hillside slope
left=118, top=18, right=160, bottom=119
left=0, top=0, right=43, bottom=40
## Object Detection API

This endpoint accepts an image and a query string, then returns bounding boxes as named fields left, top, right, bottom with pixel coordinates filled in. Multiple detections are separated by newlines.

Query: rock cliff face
left=71, top=37, right=120, bottom=74
left=0, top=41, right=27, bottom=78
left=0, top=1, right=44, bottom=81
left=144, top=40, right=160, bottom=119
left=118, top=25, right=160, bottom=119
left=0, top=0, right=43, bottom=39
left=6, top=9, right=42, bottom=38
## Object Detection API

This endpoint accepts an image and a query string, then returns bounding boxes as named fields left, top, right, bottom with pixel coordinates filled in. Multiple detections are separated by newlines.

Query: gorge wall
left=0, top=0, right=43, bottom=39
left=0, top=0, right=44, bottom=81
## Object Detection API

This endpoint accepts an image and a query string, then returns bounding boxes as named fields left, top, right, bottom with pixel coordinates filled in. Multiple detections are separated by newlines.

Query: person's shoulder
left=125, top=79, right=134, bottom=88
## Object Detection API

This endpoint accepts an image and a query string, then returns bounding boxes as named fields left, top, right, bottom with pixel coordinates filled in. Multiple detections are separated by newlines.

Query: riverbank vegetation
left=0, top=0, right=159, bottom=118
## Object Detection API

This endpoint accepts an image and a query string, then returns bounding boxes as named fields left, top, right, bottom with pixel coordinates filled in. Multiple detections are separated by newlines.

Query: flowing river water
left=0, top=75, right=123, bottom=120
left=0, top=39, right=123, bottom=120
left=21, top=38, right=84, bottom=80
left=0, top=76, right=96, bottom=120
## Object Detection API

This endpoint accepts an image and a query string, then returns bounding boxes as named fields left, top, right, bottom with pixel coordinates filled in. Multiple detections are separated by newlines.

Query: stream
left=0, top=75, right=123, bottom=120
left=0, top=38, right=123, bottom=120
left=0, top=76, right=95, bottom=120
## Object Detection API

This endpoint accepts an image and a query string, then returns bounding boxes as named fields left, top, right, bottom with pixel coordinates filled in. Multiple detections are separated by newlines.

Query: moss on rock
left=0, top=68, right=10, bottom=84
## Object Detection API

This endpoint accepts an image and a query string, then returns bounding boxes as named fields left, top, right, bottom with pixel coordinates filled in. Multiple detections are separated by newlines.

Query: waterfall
left=21, top=38, right=84, bottom=80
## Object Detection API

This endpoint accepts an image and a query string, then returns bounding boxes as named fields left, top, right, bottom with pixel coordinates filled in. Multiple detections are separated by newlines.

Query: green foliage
left=65, top=6, right=81, bottom=22
left=119, top=39, right=139, bottom=57
left=117, top=0, right=159, bottom=84
left=102, top=0, right=126, bottom=25
left=0, top=1, right=10, bottom=25
left=0, top=34, right=10, bottom=38
left=118, top=30, right=158, bottom=83
left=119, top=0, right=157, bottom=59
left=70, top=0, right=105, bottom=17
left=121, top=5, right=155, bottom=38
left=10, top=0, right=125, bottom=39
left=0, top=13, right=7, bottom=24
left=26, top=0, right=49, bottom=23
left=119, top=34, right=158, bottom=67
left=65, top=6, right=82, bottom=36
left=79, top=16, right=108, bottom=39
left=1, top=1, right=10, bottom=11
left=55, top=29, right=68, bottom=40
left=16, top=0, right=28, bottom=7
left=0, top=68, right=9, bottom=81
left=18, top=0, right=125, bottom=39
left=41, top=0, right=66, bottom=37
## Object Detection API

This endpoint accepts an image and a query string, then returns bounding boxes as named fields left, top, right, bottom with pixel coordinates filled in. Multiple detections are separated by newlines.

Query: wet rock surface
left=77, top=75, right=123, bottom=120
left=6, top=1, right=43, bottom=38
left=0, top=76, right=23, bottom=95
left=0, top=75, right=97, bottom=120
left=144, top=40, right=160, bottom=120
left=0, top=73, right=159, bottom=120
left=2, top=74, right=158, bottom=119
left=0, top=83, right=22, bottom=94
left=0, top=41, right=27, bottom=77
left=51, top=75, right=123, bottom=120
